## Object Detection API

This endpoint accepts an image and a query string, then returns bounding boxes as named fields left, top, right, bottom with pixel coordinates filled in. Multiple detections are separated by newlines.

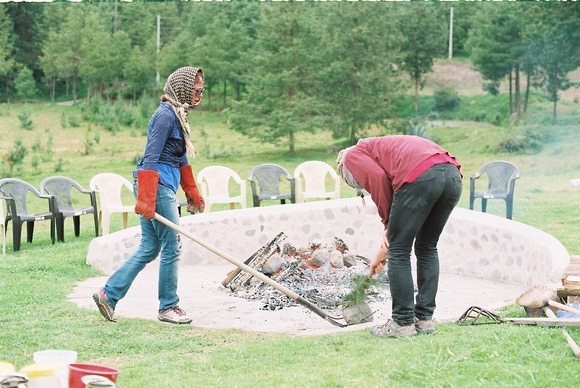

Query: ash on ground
left=223, top=232, right=390, bottom=313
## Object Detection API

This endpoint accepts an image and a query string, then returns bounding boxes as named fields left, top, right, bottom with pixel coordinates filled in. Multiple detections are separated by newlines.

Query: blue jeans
left=104, top=184, right=181, bottom=312
left=386, top=163, right=462, bottom=326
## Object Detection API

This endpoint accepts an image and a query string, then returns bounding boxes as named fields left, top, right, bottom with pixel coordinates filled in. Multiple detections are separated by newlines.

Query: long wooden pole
left=153, top=213, right=347, bottom=327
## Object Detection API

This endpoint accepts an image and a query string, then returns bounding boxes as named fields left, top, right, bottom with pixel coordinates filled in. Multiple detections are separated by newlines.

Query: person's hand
left=369, top=244, right=388, bottom=276
left=185, top=189, right=205, bottom=213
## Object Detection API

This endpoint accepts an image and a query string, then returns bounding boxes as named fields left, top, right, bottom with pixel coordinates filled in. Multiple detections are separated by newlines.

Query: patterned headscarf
left=163, top=66, right=203, bottom=156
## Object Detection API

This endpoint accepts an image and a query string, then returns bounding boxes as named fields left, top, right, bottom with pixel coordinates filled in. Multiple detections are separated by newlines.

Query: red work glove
left=180, top=165, right=205, bottom=213
left=135, top=170, right=160, bottom=220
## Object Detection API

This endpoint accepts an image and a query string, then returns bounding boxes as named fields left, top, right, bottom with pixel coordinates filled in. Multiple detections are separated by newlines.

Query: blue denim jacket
left=135, top=102, right=189, bottom=192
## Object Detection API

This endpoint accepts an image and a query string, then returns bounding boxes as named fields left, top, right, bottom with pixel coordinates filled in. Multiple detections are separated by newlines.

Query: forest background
left=1, top=1, right=578, bottom=155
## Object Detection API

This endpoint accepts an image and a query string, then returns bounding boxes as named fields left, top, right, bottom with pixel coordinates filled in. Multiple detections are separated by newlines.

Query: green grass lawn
left=1, top=92, right=580, bottom=385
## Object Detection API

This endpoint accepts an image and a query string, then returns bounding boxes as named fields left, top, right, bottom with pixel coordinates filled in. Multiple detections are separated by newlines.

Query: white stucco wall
left=86, top=197, right=569, bottom=287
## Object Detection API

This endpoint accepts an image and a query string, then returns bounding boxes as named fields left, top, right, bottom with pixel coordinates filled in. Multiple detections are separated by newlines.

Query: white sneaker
left=158, top=306, right=193, bottom=324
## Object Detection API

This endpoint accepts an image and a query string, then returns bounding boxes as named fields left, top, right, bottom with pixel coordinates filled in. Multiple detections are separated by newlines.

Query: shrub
left=54, top=157, right=63, bottom=173
left=18, top=108, right=34, bottom=130
left=497, top=127, right=553, bottom=154
left=42, top=135, right=54, bottom=162
left=14, top=67, right=37, bottom=101
left=433, top=86, right=459, bottom=111
left=67, top=113, right=82, bottom=128
left=4, top=138, right=28, bottom=177
left=82, top=130, right=94, bottom=155
left=60, top=112, right=68, bottom=129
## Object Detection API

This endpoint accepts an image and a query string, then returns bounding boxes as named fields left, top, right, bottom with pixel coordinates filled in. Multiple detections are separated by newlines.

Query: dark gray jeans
left=386, top=163, right=462, bottom=326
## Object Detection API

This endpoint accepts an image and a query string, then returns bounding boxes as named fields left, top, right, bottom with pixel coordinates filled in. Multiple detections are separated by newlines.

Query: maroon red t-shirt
left=344, top=135, right=461, bottom=229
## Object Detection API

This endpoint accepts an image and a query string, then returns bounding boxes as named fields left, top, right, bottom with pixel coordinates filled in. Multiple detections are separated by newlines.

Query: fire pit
left=81, top=197, right=570, bottom=334
left=221, top=232, right=390, bottom=324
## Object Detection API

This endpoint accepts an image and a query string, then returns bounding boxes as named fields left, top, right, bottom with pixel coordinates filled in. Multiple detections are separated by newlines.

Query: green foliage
left=14, top=67, right=37, bottom=101
left=454, top=94, right=510, bottom=126
left=79, top=99, right=142, bottom=133
left=3, top=138, right=27, bottom=177
left=497, top=126, right=554, bottom=154
left=43, top=134, right=54, bottom=163
left=54, top=157, right=63, bottom=173
left=0, top=6, right=14, bottom=78
left=17, top=107, right=33, bottom=130
left=31, top=154, right=39, bottom=174
left=433, top=86, right=460, bottom=111
left=229, top=5, right=327, bottom=154
left=397, top=3, right=446, bottom=114
left=59, top=112, right=67, bottom=128
left=483, top=80, right=501, bottom=96
left=314, top=6, right=404, bottom=144
left=341, top=275, right=377, bottom=307
left=60, top=112, right=81, bottom=129
left=525, top=5, right=580, bottom=114
left=82, top=130, right=94, bottom=156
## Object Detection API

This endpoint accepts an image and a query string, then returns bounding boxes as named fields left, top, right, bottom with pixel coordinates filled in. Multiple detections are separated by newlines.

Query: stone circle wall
left=87, top=197, right=569, bottom=288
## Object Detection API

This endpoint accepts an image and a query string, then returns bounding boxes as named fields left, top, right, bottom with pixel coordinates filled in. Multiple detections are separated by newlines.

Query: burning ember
left=222, top=232, right=390, bottom=314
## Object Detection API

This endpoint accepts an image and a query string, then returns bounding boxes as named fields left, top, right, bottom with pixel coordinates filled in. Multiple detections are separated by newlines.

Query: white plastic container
left=20, top=364, right=60, bottom=388
left=33, top=350, right=77, bottom=388
left=0, top=362, right=15, bottom=375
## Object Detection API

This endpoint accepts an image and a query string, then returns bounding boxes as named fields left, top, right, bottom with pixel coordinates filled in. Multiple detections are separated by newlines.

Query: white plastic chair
left=0, top=198, right=5, bottom=255
left=89, top=173, right=135, bottom=235
left=294, top=161, right=341, bottom=203
left=196, top=166, right=247, bottom=212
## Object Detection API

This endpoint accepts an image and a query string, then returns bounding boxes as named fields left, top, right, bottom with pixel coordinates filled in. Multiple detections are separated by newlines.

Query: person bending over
left=337, top=135, right=462, bottom=337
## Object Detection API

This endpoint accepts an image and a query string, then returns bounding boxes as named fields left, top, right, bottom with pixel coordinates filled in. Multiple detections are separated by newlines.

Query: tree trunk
left=289, top=130, right=295, bottom=155
left=552, top=63, right=558, bottom=122
left=414, top=79, right=419, bottom=114
left=508, top=70, right=513, bottom=116
left=515, top=64, right=521, bottom=119
left=72, top=75, right=77, bottom=103
left=223, top=79, right=227, bottom=111
left=207, top=82, right=211, bottom=112
left=51, top=77, right=55, bottom=103
left=288, top=85, right=295, bottom=155
left=524, top=72, right=530, bottom=114
left=215, top=89, right=220, bottom=114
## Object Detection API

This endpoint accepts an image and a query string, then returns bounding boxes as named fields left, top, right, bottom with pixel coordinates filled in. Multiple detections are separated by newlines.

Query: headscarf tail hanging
left=162, top=66, right=202, bottom=156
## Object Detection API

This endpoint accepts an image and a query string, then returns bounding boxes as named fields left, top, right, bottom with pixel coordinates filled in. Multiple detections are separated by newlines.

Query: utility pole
left=156, top=14, right=161, bottom=84
left=448, top=7, right=454, bottom=60
left=113, top=2, right=118, bottom=33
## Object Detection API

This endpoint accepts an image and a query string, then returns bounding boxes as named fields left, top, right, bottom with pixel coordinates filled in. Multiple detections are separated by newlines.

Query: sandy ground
left=69, top=261, right=529, bottom=336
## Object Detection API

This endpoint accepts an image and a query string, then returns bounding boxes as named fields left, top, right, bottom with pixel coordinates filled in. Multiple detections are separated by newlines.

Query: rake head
left=457, top=306, right=504, bottom=325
